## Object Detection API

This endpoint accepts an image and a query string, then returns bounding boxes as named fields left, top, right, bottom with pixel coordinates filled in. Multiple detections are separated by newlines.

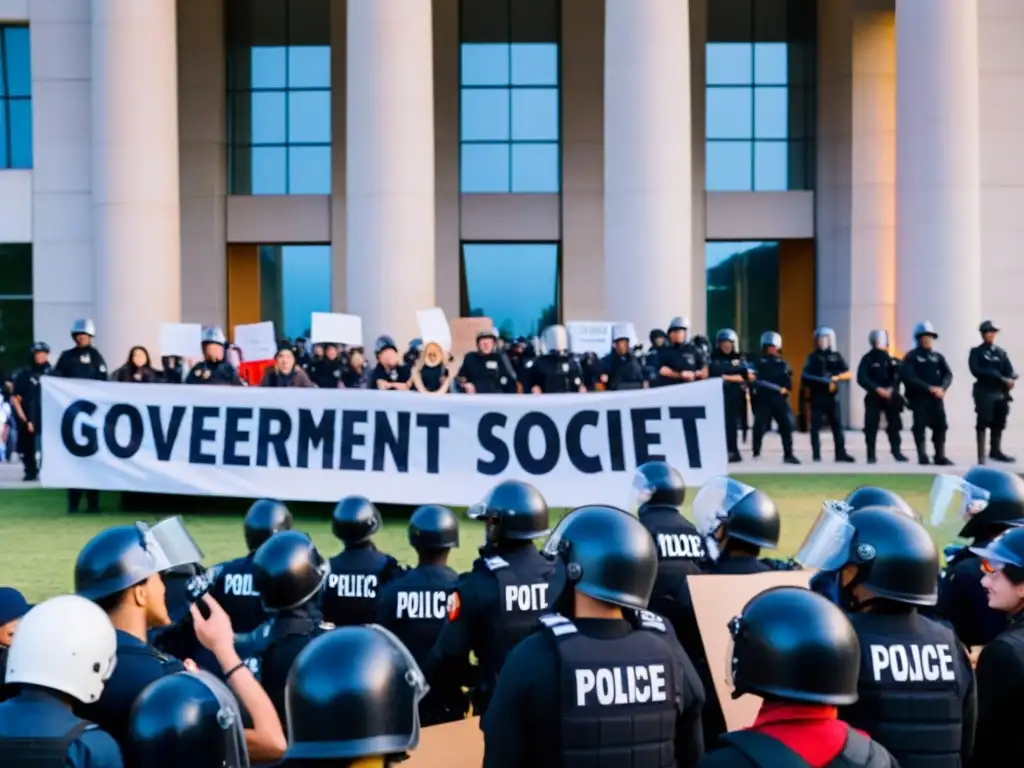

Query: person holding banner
left=411, top=341, right=452, bottom=394
left=598, top=325, right=646, bottom=391
left=457, top=328, right=518, bottom=394
left=185, top=328, right=242, bottom=387
left=112, top=347, right=159, bottom=384
left=308, top=343, right=345, bottom=389
left=371, top=336, right=412, bottom=391
left=526, top=325, right=586, bottom=394
left=260, top=347, right=315, bottom=388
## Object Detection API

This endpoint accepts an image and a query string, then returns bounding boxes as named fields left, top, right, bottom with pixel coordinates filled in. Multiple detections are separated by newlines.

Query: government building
left=0, top=0, right=1016, bottom=425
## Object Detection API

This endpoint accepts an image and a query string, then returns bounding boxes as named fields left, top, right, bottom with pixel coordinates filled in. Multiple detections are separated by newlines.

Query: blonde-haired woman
left=411, top=340, right=451, bottom=394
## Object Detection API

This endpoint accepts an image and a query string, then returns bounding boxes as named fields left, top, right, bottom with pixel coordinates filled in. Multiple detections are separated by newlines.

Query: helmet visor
left=794, top=501, right=856, bottom=571
left=541, top=510, right=580, bottom=558
left=929, top=474, right=990, bottom=528
left=627, top=469, right=667, bottom=516
left=138, top=516, right=204, bottom=574
left=367, top=624, right=430, bottom=703
left=691, top=477, right=755, bottom=538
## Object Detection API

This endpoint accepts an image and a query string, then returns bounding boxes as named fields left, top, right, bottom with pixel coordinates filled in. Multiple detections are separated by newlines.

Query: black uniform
left=322, top=543, right=403, bottom=627
left=309, top=357, right=344, bottom=388
left=708, top=350, right=748, bottom=460
left=12, top=360, right=50, bottom=480
left=974, top=609, right=1024, bottom=765
left=969, top=340, right=1016, bottom=455
left=371, top=362, right=412, bottom=388
left=654, top=343, right=706, bottom=388
left=482, top=611, right=705, bottom=768
left=802, top=348, right=852, bottom=461
left=55, top=345, right=107, bottom=512
left=751, top=355, right=796, bottom=460
left=424, top=543, right=556, bottom=716
left=526, top=354, right=584, bottom=393
left=184, top=359, right=242, bottom=386
left=206, top=554, right=267, bottom=634
left=377, top=563, right=469, bottom=725
left=857, top=348, right=905, bottom=462
left=901, top=346, right=953, bottom=463
left=599, top=349, right=645, bottom=390
left=839, top=610, right=975, bottom=767
left=638, top=505, right=705, bottom=622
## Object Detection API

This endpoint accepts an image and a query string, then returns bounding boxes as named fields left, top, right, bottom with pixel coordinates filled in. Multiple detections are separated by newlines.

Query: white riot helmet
left=5, top=595, right=117, bottom=704
left=542, top=325, right=569, bottom=355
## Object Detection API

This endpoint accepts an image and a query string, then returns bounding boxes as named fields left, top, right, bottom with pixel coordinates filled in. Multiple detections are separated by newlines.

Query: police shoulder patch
left=319, top=621, right=336, bottom=631
left=483, top=555, right=510, bottom=572
left=539, top=613, right=577, bottom=636
left=637, top=610, right=667, bottom=633
left=446, top=591, right=462, bottom=621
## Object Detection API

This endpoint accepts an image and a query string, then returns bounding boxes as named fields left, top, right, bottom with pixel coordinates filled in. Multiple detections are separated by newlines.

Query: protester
left=112, top=346, right=159, bottom=383
left=261, top=347, right=314, bottom=388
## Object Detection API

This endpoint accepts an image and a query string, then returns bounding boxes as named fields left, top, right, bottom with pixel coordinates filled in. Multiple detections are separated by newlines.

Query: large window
left=461, top=243, right=560, bottom=338
left=0, top=244, right=33, bottom=373
left=706, top=241, right=779, bottom=355
left=258, top=245, right=331, bottom=340
left=460, top=0, right=560, bottom=193
left=0, top=26, right=32, bottom=169
left=705, top=0, right=815, bottom=191
left=227, top=0, right=331, bottom=195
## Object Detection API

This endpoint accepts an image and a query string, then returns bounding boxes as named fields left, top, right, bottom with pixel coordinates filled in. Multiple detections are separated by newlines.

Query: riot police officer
left=857, top=329, right=907, bottom=463
left=370, top=335, right=412, bottom=390
left=55, top=319, right=108, bottom=513
left=11, top=341, right=51, bottom=481
left=654, top=316, right=707, bottom=388
left=599, top=324, right=645, bottom=390
left=207, top=499, right=293, bottom=633
left=802, top=327, right=855, bottom=463
left=236, top=530, right=333, bottom=723
left=457, top=328, right=519, bottom=394
left=644, top=329, right=668, bottom=383
left=797, top=506, right=975, bottom=766
left=424, top=480, right=556, bottom=716
left=483, top=504, right=706, bottom=768
left=969, top=319, right=1018, bottom=464
left=698, top=587, right=897, bottom=767
left=750, top=331, right=800, bottom=464
left=708, top=329, right=752, bottom=463
left=309, top=342, right=345, bottom=389
left=933, top=465, right=1024, bottom=646
left=280, top=625, right=428, bottom=766
left=0, top=595, right=122, bottom=767
left=377, top=504, right=468, bottom=725
left=901, top=322, right=953, bottom=465
left=185, top=327, right=242, bottom=386
left=322, top=496, right=403, bottom=627
left=527, top=325, right=586, bottom=393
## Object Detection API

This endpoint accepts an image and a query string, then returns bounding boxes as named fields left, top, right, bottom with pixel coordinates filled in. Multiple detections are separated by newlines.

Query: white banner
left=41, top=378, right=726, bottom=507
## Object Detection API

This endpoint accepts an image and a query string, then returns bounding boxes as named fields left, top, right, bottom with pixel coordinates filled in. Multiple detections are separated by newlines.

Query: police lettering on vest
left=656, top=533, right=705, bottom=560
left=504, top=583, right=549, bottom=612
left=575, top=665, right=669, bottom=707
left=328, top=572, right=378, bottom=598
left=869, top=643, right=957, bottom=683
left=223, top=573, right=259, bottom=597
left=396, top=590, right=449, bottom=620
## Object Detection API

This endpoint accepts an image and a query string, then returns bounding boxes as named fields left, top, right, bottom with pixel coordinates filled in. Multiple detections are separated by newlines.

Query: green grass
left=0, top=475, right=951, bottom=603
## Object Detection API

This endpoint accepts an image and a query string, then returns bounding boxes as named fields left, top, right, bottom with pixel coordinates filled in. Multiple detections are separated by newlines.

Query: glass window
left=461, top=144, right=511, bottom=193
left=0, top=243, right=33, bottom=374
left=227, top=0, right=331, bottom=195
left=462, top=89, right=511, bottom=141
left=511, top=88, right=558, bottom=141
left=707, top=43, right=752, bottom=86
left=706, top=142, right=753, bottom=192
left=462, top=243, right=560, bottom=338
left=753, top=87, right=787, bottom=139
left=257, top=244, right=332, bottom=340
left=705, top=241, right=779, bottom=356
left=753, top=142, right=788, bottom=191
left=0, top=25, right=33, bottom=170
left=707, top=87, right=752, bottom=140
left=511, top=43, right=558, bottom=86
left=511, top=143, right=559, bottom=192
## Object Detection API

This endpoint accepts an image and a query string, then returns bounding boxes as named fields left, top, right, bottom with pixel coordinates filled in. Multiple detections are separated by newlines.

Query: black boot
left=866, top=439, right=877, bottom=465
left=934, top=439, right=954, bottom=466
left=977, top=428, right=987, bottom=466
left=916, top=438, right=929, bottom=465
left=990, top=429, right=1016, bottom=463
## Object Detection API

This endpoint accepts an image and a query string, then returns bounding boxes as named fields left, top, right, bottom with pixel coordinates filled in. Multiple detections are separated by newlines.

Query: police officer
left=322, top=496, right=403, bottom=627
left=10, top=341, right=51, bottom=481
left=309, top=342, right=345, bottom=389
left=802, top=327, right=855, bottom=463
left=644, top=329, right=668, bottom=383
left=698, top=587, right=897, bottom=767
left=207, top=499, right=293, bottom=634
left=599, top=324, right=645, bottom=390
left=377, top=504, right=468, bottom=726
left=279, top=625, right=428, bottom=766
left=654, top=316, right=707, bottom=388
left=0, top=595, right=122, bottom=767
left=933, top=465, right=1024, bottom=646
left=55, top=319, right=108, bottom=513
left=185, top=327, right=242, bottom=386
left=370, top=335, right=412, bottom=391
left=0, top=587, right=28, bottom=702
left=483, top=504, right=706, bottom=768
left=458, top=328, right=519, bottom=394
left=708, top=329, right=752, bottom=463
left=969, top=527, right=1024, bottom=764
left=901, top=322, right=953, bottom=465
left=845, top=486, right=918, bottom=519
left=970, top=319, right=1018, bottom=464
left=857, top=330, right=907, bottom=463
left=526, top=325, right=586, bottom=393
left=236, top=530, right=333, bottom=723
left=797, top=506, right=975, bottom=766
left=424, top=480, right=556, bottom=716
left=750, top=331, right=800, bottom=465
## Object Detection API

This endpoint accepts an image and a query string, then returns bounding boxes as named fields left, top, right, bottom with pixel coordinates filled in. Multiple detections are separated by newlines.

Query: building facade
left=0, top=0, right=1019, bottom=427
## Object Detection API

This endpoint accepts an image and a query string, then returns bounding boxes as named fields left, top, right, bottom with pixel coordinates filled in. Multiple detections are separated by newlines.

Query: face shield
left=541, top=511, right=581, bottom=612
left=691, top=477, right=755, bottom=561
left=929, top=474, right=991, bottom=530
left=815, top=327, right=836, bottom=351
left=542, top=325, right=569, bottom=355
left=627, top=469, right=666, bottom=515
left=137, top=517, right=204, bottom=574
left=793, top=501, right=856, bottom=571
left=869, top=330, right=889, bottom=349
left=193, top=670, right=250, bottom=768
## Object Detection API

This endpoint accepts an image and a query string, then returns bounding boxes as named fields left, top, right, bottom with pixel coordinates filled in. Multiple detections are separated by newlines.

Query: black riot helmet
left=408, top=505, right=460, bottom=550
left=375, top=335, right=398, bottom=355
left=332, top=495, right=383, bottom=546
left=252, top=531, right=329, bottom=612
left=127, top=671, right=248, bottom=768
left=729, top=586, right=860, bottom=706
left=970, top=527, right=1024, bottom=584
left=845, top=486, right=919, bottom=520
left=631, top=461, right=686, bottom=511
left=979, top=320, right=1000, bottom=335
left=542, top=505, right=658, bottom=611
left=692, top=477, right=780, bottom=559
left=243, top=499, right=293, bottom=553
left=468, top=480, right=550, bottom=542
left=959, top=466, right=1024, bottom=539
left=76, top=519, right=204, bottom=602
left=283, top=625, right=428, bottom=763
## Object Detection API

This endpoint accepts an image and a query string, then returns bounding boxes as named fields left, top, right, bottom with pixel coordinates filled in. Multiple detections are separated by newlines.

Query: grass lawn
left=0, top=474, right=955, bottom=603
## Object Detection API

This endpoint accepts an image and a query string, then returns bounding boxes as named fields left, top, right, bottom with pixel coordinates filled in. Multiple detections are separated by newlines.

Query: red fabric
left=748, top=702, right=864, bottom=767
left=238, top=360, right=274, bottom=386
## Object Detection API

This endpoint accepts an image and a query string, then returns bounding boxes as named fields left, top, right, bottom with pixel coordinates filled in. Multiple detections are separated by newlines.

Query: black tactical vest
left=0, top=721, right=89, bottom=768
left=208, top=556, right=267, bottom=635
left=722, top=727, right=894, bottom=767
left=842, top=612, right=966, bottom=767
left=639, top=509, right=705, bottom=616
left=386, top=568, right=458, bottom=663
left=543, top=612, right=680, bottom=768
left=322, top=548, right=394, bottom=626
